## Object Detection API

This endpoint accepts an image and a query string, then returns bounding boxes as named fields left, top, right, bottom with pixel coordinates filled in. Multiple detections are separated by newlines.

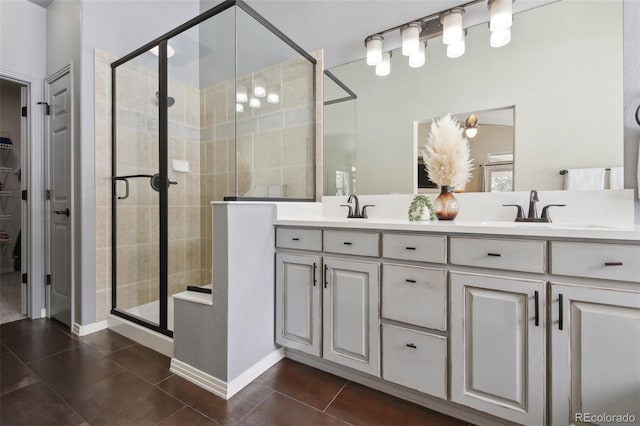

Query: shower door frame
left=110, top=0, right=317, bottom=337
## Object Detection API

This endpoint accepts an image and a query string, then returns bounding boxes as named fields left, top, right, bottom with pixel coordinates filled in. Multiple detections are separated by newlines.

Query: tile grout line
left=270, top=390, right=356, bottom=425
left=322, top=380, right=348, bottom=413
left=231, top=388, right=276, bottom=425
left=149, top=378, right=223, bottom=426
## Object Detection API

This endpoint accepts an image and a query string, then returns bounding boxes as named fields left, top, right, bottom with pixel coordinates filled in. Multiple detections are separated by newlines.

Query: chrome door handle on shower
left=54, top=208, right=70, bottom=217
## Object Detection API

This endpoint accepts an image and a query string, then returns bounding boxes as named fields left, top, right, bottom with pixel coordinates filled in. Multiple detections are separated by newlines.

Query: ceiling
left=26, top=0, right=53, bottom=8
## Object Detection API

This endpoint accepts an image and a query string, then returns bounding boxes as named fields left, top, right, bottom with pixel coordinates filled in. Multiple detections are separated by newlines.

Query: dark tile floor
left=0, top=318, right=471, bottom=425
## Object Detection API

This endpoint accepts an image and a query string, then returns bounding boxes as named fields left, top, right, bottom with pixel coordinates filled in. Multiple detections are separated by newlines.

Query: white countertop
left=274, top=218, right=640, bottom=241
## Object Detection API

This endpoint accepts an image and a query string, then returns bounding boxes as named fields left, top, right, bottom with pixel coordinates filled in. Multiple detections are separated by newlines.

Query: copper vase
left=434, top=186, right=459, bottom=220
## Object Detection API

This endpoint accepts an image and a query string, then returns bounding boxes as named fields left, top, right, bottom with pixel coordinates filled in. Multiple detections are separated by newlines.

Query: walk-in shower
left=110, top=0, right=316, bottom=336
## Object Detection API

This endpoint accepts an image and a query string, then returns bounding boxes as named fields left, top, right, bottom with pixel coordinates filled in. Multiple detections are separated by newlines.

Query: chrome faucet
left=503, top=190, right=566, bottom=223
left=341, top=194, right=375, bottom=219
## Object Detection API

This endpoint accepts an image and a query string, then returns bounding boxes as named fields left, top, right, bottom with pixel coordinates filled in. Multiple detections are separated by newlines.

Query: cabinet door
left=275, top=253, right=322, bottom=357
left=450, top=272, right=545, bottom=425
left=323, top=257, right=380, bottom=376
left=551, top=283, right=640, bottom=426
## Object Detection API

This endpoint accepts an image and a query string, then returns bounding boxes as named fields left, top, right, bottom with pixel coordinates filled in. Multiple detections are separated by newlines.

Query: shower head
left=155, top=91, right=175, bottom=107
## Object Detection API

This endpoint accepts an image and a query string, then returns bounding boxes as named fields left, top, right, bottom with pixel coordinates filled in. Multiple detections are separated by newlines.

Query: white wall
left=331, top=1, right=623, bottom=195
left=1, top=0, right=47, bottom=318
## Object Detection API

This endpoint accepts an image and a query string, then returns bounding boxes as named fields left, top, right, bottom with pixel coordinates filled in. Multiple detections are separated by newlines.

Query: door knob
left=54, top=208, right=70, bottom=217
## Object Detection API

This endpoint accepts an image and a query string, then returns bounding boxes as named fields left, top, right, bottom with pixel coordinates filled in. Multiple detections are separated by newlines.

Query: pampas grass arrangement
left=422, top=114, right=473, bottom=189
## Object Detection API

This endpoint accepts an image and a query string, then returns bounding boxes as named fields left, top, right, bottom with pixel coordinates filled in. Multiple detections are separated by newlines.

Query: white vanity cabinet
left=450, top=272, right=546, bottom=426
left=550, top=283, right=640, bottom=426
left=323, top=256, right=380, bottom=376
left=275, top=252, right=322, bottom=357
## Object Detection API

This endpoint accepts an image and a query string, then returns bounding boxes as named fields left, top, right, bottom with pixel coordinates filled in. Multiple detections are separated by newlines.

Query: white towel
left=564, top=168, right=605, bottom=191
left=637, top=141, right=640, bottom=200
left=608, top=167, right=624, bottom=190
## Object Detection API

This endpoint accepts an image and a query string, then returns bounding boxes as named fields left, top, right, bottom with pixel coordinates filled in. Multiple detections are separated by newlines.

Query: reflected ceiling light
left=375, top=51, right=391, bottom=76
left=401, top=22, right=422, bottom=56
left=236, top=103, right=244, bottom=113
left=409, top=41, right=426, bottom=68
left=253, top=78, right=266, bottom=97
left=489, top=0, right=513, bottom=31
left=236, top=86, right=248, bottom=103
left=441, top=8, right=464, bottom=45
left=365, top=35, right=384, bottom=66
left=149, top=44, right=175, bottom=58
left=249, top=97, right=261, bottom=108
left=490, top=27, right=511, bottom=47
left=447, top=33, right=466, bottom=58
left=267, top=90, right=280, bottom=104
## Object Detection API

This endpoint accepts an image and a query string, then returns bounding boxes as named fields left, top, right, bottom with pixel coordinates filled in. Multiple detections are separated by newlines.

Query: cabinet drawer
left=382, top=324, right=446, bottom=399
left=383, top=234, right=447, bottom=263
left=276, top=228, right=322, bottom=251
left=551, top=241, right=640, bottom=282
left=382, top=264, right=446, bottom=331
left=450, top=237, right=546, bottom=273
left=323, top=230, right=380, bottom=257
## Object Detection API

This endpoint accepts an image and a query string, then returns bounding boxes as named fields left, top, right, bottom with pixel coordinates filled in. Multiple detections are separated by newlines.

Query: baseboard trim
left=285, top=349, right=516, bottom=426
left=108, top=314, right=173, bottom=357
left=72, top=320, right=108, bottom=336
left=171, top=348, right=285, bottom=400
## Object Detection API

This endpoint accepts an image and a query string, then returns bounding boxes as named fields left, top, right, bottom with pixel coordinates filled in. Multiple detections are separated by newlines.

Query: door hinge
left=21, top=190, right=27, bottom=201
left=37, top=101, right=50, bottom=116
left=46, top=190, right=51, bottom=200
left=21, top=273, right=28, bottom=284
left=46, top=274, right=52, bottom=285
left=21, top=106, right=28, bottom=117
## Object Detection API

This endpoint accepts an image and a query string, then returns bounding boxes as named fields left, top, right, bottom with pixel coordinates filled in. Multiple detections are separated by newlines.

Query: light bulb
left=442, top=9, right=464, bottom=45
left=401, top=23, right=421, bottom=57
left=490, top=28, right=511, bottom=48
left=447, top=38, right=465, bottom=58
left=409, top=42, right=426, bottom=68
left=236, top=103, right=244, bottom=113
left=375, top=51, right=391, bottom=76
left=365, top=35, right=383, bottom=66
left=253, top=78, right=266, bottom=97
left=249, top=97, right=261, bottom=108
left=465, top=127, right=478, bottom=138
left=236, top=86, right=248, bottom=103
left=489, top=0, right=513, bottom=31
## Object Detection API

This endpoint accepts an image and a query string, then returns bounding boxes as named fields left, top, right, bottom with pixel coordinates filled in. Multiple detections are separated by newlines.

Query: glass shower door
left=112, top=50, right=162, bottom=330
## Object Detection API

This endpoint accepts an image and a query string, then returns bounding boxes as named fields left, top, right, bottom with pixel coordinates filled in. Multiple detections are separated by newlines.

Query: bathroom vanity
left=273, top=219, right=640, bottom=426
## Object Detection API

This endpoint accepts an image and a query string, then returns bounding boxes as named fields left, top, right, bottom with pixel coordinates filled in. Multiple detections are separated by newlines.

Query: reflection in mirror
left=323, top=71, right=357, bottom=196
left=324, top=0, right=623, bottom=195
left=417, top=107, right=514, bottom=193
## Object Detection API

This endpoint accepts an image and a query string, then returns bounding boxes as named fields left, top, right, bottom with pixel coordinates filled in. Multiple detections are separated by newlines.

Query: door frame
left=44, top=64, right=75, bottom=326
left=0, top=69, right=44, bottom=319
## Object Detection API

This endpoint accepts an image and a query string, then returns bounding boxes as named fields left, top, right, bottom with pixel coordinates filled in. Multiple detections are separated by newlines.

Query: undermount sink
left=478, top=221, right=627, bottom=230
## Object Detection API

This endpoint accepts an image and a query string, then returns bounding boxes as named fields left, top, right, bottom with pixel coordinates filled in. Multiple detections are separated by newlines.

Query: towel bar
left=559, top=168, right=610, bottom=175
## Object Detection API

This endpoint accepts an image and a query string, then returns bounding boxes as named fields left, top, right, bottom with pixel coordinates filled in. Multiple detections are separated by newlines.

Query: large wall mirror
left=323, top=0, right=623, bottom=195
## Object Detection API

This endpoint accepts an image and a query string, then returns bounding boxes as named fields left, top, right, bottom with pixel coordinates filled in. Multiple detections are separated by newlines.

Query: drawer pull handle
left=558, top=293, right=564, bottom=331
left=343, top=242, right=353, bottom=245
left=292, top=237, right=300, bottom=241
left=405, top=279, right=417, bottom=284
left=604, top=262, right=623, bottom=266
left=406, top=343, right=417, bottom=349
left=534, top=290, right=539, bottom=327
left=313, top=263, right=317, bottom=287
left=405, top=247, right=416, bottom=250
left=324, top=264, right=328, bottom=289
left=487, top=252, right=501, bottom=257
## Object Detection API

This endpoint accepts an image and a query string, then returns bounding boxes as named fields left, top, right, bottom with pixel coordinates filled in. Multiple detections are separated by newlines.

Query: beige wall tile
left=253, top=130, right=282, bottom=169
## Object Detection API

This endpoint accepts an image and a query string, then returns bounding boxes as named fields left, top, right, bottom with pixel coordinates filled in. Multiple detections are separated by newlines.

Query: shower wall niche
left=96, top=0, right=318, bottom=335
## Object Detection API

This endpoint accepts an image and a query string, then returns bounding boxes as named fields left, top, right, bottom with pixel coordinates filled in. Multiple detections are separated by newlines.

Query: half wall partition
left=110, top=0, right=316, bottom=336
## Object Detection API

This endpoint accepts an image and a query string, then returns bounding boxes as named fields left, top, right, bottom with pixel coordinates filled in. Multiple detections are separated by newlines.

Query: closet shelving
left=0, top=142, right=13, bottom=247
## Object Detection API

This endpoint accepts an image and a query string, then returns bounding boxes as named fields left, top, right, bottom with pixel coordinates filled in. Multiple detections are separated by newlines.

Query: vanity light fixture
left=409, top=41, right=426, bottom=68
left=236, top=86, right=248, bottom=103
left=366, top=35, right=384, bottom=66
left=441, top=8, right=465, bottom=45
left=375, top=51, right=391, bottom=76
left=249, top=97, right=261, bottom=108
left=464, top=114, right=479, bottom=138
left=253, top=78, right=267, bottom=97
left=401, top=22, right=422, bottom=56
left=149, top=44, right=175, bottom=58
left=364, top=0, right=515, bottom=76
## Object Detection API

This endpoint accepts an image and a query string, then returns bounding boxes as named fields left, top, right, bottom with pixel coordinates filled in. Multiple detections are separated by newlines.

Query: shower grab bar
left=112, top=174, right=177, bottom=200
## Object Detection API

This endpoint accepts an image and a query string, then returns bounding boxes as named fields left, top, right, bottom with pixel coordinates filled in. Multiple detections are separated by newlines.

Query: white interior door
left=47, top=70, right=73, bottom=326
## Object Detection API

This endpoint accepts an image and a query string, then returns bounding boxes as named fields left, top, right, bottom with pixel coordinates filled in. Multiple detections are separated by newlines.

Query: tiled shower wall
left=94, top=48, right=322, bottom=322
